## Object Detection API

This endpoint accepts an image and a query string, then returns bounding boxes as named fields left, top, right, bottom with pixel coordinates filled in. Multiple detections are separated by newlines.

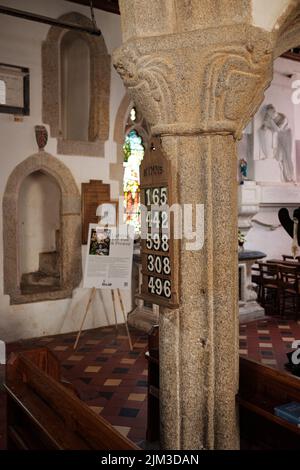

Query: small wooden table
left=267, top=259, right=300, bottom=268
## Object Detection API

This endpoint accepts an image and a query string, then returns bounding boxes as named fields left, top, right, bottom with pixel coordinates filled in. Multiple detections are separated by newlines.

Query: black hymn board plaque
left=139, top=138, right=178, bottom=309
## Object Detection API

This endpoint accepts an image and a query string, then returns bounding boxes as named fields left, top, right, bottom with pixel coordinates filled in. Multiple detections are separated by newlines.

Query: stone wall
left=0, top=0, right=129, bottom=341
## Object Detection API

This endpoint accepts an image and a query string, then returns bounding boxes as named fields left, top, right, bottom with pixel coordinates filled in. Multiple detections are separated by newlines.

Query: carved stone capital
left=113, top=24, right=273, bottom=139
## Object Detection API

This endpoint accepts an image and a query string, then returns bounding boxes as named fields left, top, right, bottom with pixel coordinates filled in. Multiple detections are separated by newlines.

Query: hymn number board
left=140, top=139, right=178, bottom=308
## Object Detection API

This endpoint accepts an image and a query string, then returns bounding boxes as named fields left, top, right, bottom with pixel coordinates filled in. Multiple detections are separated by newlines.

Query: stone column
left=113, top=7, right=273, bottom=449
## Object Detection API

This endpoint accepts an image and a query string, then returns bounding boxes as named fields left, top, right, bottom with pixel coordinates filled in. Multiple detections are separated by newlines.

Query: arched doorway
left=3, top=152, right=82, bottom=304
left=18, top=170, right=61, bottom=295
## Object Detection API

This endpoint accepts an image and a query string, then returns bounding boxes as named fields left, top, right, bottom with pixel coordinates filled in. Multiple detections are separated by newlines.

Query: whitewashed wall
left=19, top=171, right=61, bottom=274
left=252, top=0, right=291, bottom=31
left=0, top=0, right=129, bottom=342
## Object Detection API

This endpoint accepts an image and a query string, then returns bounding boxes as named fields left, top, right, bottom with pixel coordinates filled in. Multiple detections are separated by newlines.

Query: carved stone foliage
left=113, top=46, right=175, bottom=130
left=200, top=44, right=273, bottom=139
left=42, top=12, right=111, bottom=157
left=113, top=25, right=273, bottom=140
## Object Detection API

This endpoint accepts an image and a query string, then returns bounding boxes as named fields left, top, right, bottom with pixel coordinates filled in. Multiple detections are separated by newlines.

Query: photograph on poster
left=89, top=228, right=111, bottom=256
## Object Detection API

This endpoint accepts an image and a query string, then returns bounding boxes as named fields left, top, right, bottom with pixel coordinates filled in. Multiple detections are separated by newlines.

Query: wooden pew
left=146, top=327, right=300, bottom=449
left=0, top=362, right=6, bottom=450
left=239, top=356, right=300, bottom=449
left=5, top=348, right=139, bottom=450
left=145, top=325, right=159, bottom=442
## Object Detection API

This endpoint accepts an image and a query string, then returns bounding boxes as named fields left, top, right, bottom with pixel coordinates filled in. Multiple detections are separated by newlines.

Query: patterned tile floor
left=2, top=316, right=300, bottom=450
left=4, top=324, right=149, bottom=448
left=240, top=316, right=300, bottom=372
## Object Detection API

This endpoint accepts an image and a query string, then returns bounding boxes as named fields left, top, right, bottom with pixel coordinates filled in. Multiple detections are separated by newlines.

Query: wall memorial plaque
left=0, top=63, right=29, bottom=116
left=139, top=138, right=178, bottom=308
left=81, top=179, right=113, bottom=244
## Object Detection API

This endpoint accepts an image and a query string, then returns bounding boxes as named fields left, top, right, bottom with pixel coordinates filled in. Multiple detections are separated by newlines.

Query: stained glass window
left=123, top=127, right=144, bottom=233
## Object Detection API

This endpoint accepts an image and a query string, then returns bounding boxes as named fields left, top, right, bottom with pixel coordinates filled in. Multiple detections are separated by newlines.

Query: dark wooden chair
left=278, top=264, right=300, bottom=319
left=258, top=262, right=280, bottom=314
left=282, top=255, right=300, bottom=262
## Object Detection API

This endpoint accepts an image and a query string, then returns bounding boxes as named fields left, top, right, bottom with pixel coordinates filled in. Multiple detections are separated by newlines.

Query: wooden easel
left=73, top=287, right=133, bottom=351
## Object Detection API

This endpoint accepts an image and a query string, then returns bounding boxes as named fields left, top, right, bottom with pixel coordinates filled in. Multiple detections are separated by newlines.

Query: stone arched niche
left=42, top=12, right=110, bottom=157
left=3, top=152, right=82, bottom=305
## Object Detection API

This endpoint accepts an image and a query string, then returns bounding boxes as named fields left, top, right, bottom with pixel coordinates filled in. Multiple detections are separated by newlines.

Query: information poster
left=83, top=224, right=134, bottom=290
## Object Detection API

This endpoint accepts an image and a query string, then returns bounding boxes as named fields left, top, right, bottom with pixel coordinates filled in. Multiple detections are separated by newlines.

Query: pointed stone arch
left=3, top=152, right=82, bottom=304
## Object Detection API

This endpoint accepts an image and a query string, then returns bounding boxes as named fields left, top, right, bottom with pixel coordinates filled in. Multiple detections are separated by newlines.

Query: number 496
left=148, top=276, right=171, bottom=298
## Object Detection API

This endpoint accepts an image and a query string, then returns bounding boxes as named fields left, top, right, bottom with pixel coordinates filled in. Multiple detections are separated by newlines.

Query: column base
left=128, top=307, right=159, bottom=333
left=239, top=301, right=265, bottom=323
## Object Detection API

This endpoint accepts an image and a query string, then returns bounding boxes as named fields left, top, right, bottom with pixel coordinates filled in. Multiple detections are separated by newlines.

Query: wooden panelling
left=81, top=179, right=111, bottom=244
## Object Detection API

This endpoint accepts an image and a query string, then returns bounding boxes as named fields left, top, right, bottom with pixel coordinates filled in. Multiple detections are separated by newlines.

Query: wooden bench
left=145, top=325, right=159, bottom=442
left=239, top=356, right=300, bottom=449
left=146, top=327, right=300, bottom=448
left=5, top=348, right=139, bottom=450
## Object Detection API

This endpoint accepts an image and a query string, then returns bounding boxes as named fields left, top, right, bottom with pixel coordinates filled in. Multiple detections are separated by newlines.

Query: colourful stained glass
left=123, top=128, right=144, bottom=233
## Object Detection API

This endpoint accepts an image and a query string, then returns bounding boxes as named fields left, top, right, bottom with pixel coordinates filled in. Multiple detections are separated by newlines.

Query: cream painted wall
left=252, top=0, right=291, bottom=32
left=61, top=33, right=90, bottom=141
left=19, top=171, right=60, bottom=274
left=0, top=0, right=130, bottom=342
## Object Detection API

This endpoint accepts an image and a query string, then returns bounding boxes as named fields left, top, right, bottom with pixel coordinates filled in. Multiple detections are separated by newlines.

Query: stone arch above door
left=3, top=152, right=82, bottom=305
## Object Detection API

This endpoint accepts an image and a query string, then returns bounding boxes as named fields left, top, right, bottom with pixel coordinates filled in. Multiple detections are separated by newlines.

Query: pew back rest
left=6, top=348, right=139, bottom=450
left=239, top=356, right=300, bottom=408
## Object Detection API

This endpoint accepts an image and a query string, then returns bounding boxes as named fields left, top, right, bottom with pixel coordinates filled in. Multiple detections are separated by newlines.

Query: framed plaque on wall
left=0, top=63, right=29, bottom=116
left=81, top=179, right=113, bottom=245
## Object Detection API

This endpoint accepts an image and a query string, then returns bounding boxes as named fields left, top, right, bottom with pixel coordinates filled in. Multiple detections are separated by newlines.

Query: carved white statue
left=258, top=104, right=295, bottom=182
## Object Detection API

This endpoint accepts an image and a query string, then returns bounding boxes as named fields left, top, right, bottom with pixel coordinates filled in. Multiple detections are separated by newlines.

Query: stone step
left=20, top=283, right=61, bottom=294
left=39, top=251, right=59, bottom=275
left=21, top=271, right=60, bottom=288
left=127, top=308, right=159, bottom=333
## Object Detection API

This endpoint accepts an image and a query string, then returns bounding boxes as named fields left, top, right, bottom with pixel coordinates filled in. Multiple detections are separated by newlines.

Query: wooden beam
left=0, top=5, right=101, bottom=35
left=66, top=0, right=120, bottom=15
left=282, top=50, right=300, bottom=62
